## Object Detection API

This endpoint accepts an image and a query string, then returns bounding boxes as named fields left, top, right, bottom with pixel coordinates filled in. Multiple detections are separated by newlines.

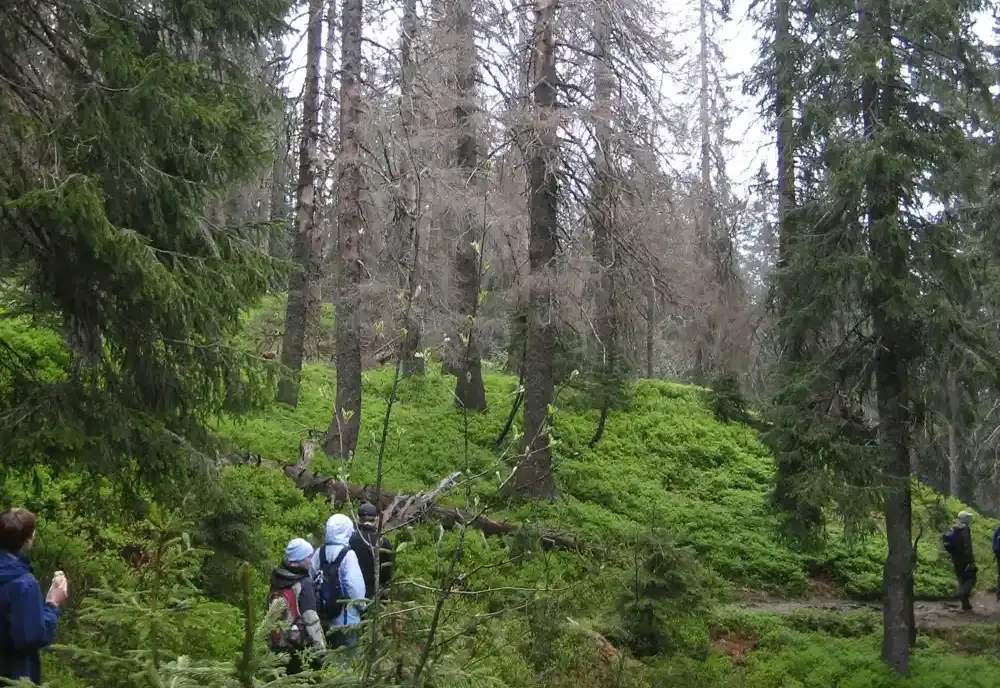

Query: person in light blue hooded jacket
left=310, top=513, right=366, bottom=647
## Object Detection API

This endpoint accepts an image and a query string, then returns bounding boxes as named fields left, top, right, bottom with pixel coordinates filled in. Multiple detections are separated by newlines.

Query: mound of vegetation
left=5, top=315, right=999, bottom=686
left=218, top=362, right=990, bottom=602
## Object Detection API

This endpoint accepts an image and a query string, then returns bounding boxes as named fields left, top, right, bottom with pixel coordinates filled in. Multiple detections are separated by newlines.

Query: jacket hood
left=325, top=514, right=354, bottom=546
left=0, top=551, right=31, bottom=585
left=270, top=564, right=309, bottom=590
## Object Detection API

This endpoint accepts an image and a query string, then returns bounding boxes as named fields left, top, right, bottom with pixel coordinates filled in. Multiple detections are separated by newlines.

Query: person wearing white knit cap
left=943, top=511, right=977, bottom=611
left=265, top=537, right=326, bottom=674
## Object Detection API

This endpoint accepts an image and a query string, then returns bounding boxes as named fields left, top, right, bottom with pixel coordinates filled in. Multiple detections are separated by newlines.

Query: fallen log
left=281, top=436, right=583, bottom=553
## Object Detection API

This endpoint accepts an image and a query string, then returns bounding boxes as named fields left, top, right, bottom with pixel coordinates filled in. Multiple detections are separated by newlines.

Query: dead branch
left=281, top=435, right=582, bottom=552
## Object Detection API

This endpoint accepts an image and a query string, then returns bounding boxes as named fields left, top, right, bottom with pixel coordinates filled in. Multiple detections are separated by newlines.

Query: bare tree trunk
left=317, top=0, right=338, bottom=279
left=860, top=0, right=912, bottom=673
left=947, top=370, right=961, bottom=497
left=646, top=277, right=655, bottom=379
left=695, top=0, right=713, bottom=384
left=775, top=0, right=795, bottom=302
left=267, top=39, right=290, bottom=252
left=327, top=0, right=364, bottom=457
left=451, top=0, right=487, bottom=410
left=589, top=3, right=615, bottom=447
left=277, top=0, right=324, bottom=406
left=398, top=0, right=424, bottom=376
left=509, top=0, right=558, bottom=500
left=269, top=41, right=290, bottom=240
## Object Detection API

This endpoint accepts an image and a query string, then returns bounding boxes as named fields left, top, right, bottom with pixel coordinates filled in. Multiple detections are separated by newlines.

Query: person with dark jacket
left=267, top=538, right=325, bottom=674
left=943, top=510, right=977, bottom=611
left=350, top=503, right=394, bottom=604
left=0, top=508, right=68, bottom=685
left=992, top=524, right=1000, bottom=601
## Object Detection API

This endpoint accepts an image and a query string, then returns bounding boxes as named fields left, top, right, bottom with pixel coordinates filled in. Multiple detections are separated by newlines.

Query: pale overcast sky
left=283, top=0, right=771, bottom=189
left=282, top=1, right=997, bottom=199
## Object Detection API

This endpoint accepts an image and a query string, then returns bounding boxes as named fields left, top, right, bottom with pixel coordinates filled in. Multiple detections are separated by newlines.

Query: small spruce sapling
left=62, top=507, right=345, bottom=687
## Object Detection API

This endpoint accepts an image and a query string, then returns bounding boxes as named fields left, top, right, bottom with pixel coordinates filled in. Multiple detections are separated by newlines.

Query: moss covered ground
left=209, top=362, right=1000, bottom=686
left=5, top=301, right=1000, bottom=685
left=218, top=363, right=991, bottom=601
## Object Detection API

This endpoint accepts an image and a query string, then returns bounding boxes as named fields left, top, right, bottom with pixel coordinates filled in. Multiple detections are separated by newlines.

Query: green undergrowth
left=217, top=362, right=988, bottom=601
left=707, top=608, right=1000, bottom=686
left=5, top=309, right=999, bottom=685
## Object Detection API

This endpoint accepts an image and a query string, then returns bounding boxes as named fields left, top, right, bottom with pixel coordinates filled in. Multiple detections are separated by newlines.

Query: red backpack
left=266, top=582, right=305, bottom=650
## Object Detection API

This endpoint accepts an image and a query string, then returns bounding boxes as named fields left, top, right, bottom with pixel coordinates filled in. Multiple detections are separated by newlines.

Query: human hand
left=46, top=571, right=68, bottom=606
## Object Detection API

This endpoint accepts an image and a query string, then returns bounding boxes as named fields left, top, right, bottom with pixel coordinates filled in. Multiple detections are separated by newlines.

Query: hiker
left=0, top=508, right=68, bottom=685
left=943, top=510, right=977, bottom=611
left=350, top=503, right=395, bottom=605
left=266, top=538, right=326, bottom=675
left=310, top=513, right=366, bottom=649
left=992, top=523, right=1000, bottom=601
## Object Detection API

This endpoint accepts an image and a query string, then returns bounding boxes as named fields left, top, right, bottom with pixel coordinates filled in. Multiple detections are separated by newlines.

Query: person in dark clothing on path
left=0, top=508, right=68, bottom=685
left=267, top=538, right=325, bottom=675
left=350, top=503, right=394, bottom=607
left=943, top=510, right=977, bottom=611
left=992, top=523, right=1000, bottom=601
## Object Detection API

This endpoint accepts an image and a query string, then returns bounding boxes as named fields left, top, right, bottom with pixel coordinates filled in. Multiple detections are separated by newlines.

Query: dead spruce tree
left=397, top=0, right=425, bottom=377
left=328, top=0, right=365, bottom=457
left=449, top=0, right=489, bottom=411
left=588, top=0, right=618, bottom=446
left=508, top=0, right=560, bottom=499
left=277, top=0, right=325, bottom=406
left=688, top=0, right=745, bottom=384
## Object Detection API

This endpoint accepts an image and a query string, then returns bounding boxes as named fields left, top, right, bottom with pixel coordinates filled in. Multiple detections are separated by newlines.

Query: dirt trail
left=736, top=592, right=1000, bottom=629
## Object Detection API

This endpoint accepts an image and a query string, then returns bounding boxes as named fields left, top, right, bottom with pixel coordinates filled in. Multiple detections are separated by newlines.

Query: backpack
left=316, top=546, right=350, bottom=623
left=266, top=581, right=304, bottom=650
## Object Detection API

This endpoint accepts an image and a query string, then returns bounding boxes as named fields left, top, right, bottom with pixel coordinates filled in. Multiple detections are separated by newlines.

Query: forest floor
left=737, top=584, right=1000, bottom=629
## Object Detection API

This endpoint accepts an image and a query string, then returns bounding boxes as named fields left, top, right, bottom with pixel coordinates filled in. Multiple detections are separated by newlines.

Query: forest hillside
left=6, top=0, right=1000, bottom=684
left=5, top=305, right=999, bottom=687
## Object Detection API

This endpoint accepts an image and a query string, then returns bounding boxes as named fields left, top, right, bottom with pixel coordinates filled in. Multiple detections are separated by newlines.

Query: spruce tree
left=0, top=0, right=291, bottom=492
left=753, top=0, right=996, bottom=674
left=65, top=508, right=342, bottom=687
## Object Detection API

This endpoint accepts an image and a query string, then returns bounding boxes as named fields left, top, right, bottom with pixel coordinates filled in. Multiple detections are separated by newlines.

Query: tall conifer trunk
left=693, top=0, right=713, bottom=383
left=589, top=2, right=615, bottom=445
left=775, top=0, right=795, bottom=284
left=947, top=370, right=961, bottom=497
left=398, top=0, right=423, bottom=376
left=277, top=0, right=323, bottom=406
left=451, top=0, right=487, bottom=410
left=859, top=0, right=913, bottom=672
left=327, top=0, right=364, bottom=457
left=317, top=0, right=338, bottom=272
left=510, top=0, right=558, bottom=499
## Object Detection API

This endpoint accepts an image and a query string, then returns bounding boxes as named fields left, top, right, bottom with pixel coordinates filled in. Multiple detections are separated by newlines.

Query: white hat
left=958, top=511, right=972, bottom=523
left=285, top=537, right=314, bottom=563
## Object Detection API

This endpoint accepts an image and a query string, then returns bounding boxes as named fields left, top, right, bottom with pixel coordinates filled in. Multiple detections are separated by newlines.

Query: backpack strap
left=331, top=547, right=349, bottom=569
left=323, top=547, right=350, bottom=601
left=319, top=545, right=349, bottom=572
left=288, top=581, right=302, bottom=620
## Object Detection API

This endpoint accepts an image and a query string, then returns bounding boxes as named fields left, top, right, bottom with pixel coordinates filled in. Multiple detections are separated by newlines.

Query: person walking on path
left=310, top=514, right=366, bottom=649
left=943, top=510, right=977, bottom=611
left=350, top=503, right=394, bottom=607
left=266, top=538, right=326, bottom=674
left=0, top=508, right=69, bottom=685
left=992, top=523, right=1000, bottom=602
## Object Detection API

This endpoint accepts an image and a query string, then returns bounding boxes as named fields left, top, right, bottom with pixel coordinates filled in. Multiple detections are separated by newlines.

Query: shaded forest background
left=5, top=0, right=1000, bottom=681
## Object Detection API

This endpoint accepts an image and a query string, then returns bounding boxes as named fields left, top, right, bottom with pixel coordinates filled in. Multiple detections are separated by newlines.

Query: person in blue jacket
left=0, top=508, right=68, bottom=684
